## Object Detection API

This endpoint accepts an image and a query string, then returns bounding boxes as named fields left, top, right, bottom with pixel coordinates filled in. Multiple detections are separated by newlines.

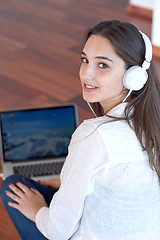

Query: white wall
left=129, top=0, right=153, bottom=10
left=152, top=0, right=160, bottom=47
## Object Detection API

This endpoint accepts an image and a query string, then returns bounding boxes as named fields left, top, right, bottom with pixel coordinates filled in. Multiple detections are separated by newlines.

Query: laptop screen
left=0, top=105, right=78, bottom=163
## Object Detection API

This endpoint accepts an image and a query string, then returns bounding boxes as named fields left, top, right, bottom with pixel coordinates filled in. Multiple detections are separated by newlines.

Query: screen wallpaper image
left=0, top=107, right=76, bottom=162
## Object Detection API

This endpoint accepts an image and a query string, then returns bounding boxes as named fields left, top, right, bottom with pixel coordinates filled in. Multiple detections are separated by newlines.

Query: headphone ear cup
left=123, top=66, right=148, bottom=91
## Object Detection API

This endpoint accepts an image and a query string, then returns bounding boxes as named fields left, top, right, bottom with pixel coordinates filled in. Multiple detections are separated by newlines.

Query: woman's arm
left=35, top=122, right=108, bottom=240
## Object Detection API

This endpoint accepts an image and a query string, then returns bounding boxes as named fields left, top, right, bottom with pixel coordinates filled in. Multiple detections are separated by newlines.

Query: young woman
left=1, top=20, right=160, bottom=240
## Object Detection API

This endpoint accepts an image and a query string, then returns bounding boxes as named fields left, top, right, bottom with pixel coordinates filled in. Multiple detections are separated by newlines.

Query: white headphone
left=123, top=31, right=152, bottom=102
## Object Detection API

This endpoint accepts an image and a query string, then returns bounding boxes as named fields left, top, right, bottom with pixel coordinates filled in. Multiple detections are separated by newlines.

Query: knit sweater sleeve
left=35, top=120, right=108, bottom=240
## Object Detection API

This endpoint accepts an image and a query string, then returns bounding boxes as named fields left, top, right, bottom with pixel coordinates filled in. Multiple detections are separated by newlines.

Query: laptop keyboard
left=13, top=161, right=64, bottom=178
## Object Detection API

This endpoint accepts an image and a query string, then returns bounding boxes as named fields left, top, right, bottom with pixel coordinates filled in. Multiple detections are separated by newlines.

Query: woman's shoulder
left=71, top=116, right=107, bottom=142
left=71, top=103, right=129, bottom=143
left=79, top=115, right=107, bottom=130
left=83, top=115, right=107, bottom=126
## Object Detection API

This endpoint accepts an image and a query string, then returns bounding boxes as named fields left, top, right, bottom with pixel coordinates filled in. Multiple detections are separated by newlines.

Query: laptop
left=0, top=104, right=78, bottom=180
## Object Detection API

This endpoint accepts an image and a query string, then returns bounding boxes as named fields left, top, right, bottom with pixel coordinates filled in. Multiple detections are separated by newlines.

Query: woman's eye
left=81, top=57, right=88, bottom=64
left=99, top=63, right=108, bottom=69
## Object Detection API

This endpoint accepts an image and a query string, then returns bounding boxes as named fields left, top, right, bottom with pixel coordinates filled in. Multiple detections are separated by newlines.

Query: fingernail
left=8, top=183, right=12, bottom=187
left=37, top=180, right=41, bottom=183
left=7, top=201, right=10, bottom=205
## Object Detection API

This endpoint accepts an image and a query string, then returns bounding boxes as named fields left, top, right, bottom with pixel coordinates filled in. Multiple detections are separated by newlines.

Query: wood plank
left=153, top=45, right=160, bottom=59
left=126, top=4, right=153, bottom=20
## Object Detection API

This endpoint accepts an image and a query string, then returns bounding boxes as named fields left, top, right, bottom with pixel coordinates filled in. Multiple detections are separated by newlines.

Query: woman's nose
left=80, top=65, right=95, bottom=81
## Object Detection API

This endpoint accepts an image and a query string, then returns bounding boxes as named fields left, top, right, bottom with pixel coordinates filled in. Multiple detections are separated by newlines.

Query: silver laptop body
left=0, top=104, right=78, bottom=180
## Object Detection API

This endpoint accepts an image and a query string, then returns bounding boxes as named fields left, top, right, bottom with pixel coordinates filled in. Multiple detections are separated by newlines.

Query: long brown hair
left=85, top=20, right=160, bottom=181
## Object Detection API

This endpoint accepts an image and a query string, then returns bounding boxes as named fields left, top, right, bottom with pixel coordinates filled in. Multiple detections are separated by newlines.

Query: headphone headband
left=139, top=31, right=152, bottom=70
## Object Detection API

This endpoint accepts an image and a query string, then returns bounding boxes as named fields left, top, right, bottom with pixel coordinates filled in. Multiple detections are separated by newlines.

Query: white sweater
left=36, top=103, right=160, bottom=240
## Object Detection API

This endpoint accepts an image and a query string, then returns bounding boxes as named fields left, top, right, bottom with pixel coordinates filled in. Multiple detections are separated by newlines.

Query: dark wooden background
left=0, top=0, right=159, bottom=239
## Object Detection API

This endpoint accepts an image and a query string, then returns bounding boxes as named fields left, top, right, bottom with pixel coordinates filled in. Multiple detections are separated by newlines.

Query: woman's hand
left=38, top=178, right=61, bottom=190
left=6, top=182, right=47, bottom=222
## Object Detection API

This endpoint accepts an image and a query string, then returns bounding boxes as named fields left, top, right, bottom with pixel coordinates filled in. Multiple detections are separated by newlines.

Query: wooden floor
left=0, top=0, right=159, bottom=239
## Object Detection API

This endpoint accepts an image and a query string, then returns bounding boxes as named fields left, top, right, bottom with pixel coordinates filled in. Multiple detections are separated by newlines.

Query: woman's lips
left=84, top=83, right=98, bottom=92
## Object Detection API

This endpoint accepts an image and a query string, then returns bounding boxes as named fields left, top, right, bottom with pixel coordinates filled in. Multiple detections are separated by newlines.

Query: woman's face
left=79, top=35, right=126, bottom=112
